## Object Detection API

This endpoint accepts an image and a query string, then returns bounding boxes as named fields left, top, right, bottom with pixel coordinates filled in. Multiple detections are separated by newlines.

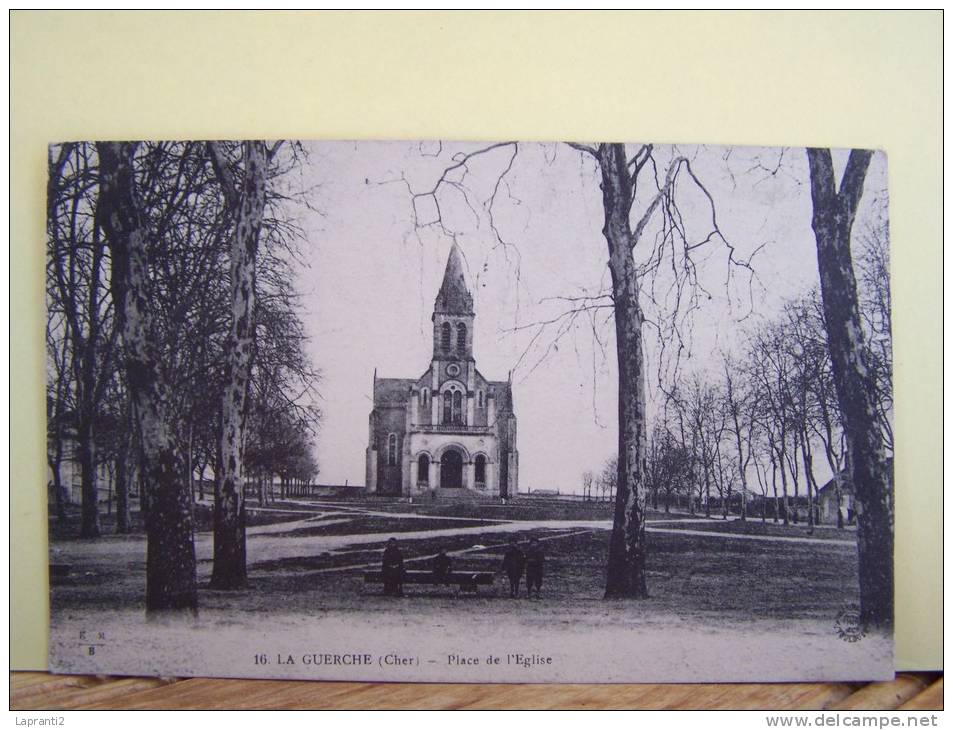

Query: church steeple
left=434, top=241, right=474, bottom=315
left=432, top=242, right=475, bottom=361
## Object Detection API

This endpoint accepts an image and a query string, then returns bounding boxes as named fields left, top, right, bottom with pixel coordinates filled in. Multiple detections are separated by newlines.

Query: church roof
left=374, top=378, right=415, bottom=407
left=488, top=380, right=514, bottom=414
left=434, top=242, right=474, bottom=315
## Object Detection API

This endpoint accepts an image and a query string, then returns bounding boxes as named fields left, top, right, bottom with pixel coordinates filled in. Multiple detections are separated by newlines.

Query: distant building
left=365, top=243, right=518, bottom=498
left=817, top=471, right=856, bottom=525
left=47, top=436, right=113, bottom=506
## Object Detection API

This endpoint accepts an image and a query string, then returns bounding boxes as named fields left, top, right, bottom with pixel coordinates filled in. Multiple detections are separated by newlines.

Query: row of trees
left=639, top=220, right=890, bottom=530
left=47, top=141, right=320, bottom=609
left=582, top=145, right=891, bottom=626
left=582, top=458, right=618, bottom=503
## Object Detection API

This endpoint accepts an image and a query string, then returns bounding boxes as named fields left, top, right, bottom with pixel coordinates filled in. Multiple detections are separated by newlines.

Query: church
left=365, top=243, right=519, bottom=498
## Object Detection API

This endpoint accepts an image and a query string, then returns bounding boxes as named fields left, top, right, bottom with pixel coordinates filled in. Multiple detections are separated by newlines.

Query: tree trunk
left=770, top=455, right=780, bottom=523
left=98, top=141, right=197, bottom=612
left=729, top=408, right=749, bottom=522
left=785, top=432, right=800, bottom=525
left=599, top=144, right=649, bottom=600
left=777, top=447, right=790, bottom=525
left=703, top=466, right=711, bottom=518
left=76, top=413, right=100, bottom=537
left=807, top=147, right=892, bottom=629
left=106, top=463, right=114, bottom=516
left=115, top=420, right=131, bottom=534
left=835, top=476, right=844, bottom=529
left=210, top=141, right=267, bottom=590
left=800, top=427, right=818, bottom=534
left=115, top=456, right=131, bottom=533
left=48, top=382, right=69, bottom=520
left=49, top=455, right=67, bottom=520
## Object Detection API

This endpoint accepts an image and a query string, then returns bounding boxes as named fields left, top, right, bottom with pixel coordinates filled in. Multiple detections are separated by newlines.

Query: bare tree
left=780, top=296, right=831, bottom=533
left=97, top=141, right=198, bottom=611
left=48, top=143, right=119, bottom=537
left=855, top=201, right=893, bottom=451
left=646, top=413, right=690, bottom=514
left=598, top=457, right=618, bottom=503
left=722, top=356, right=757, bottom=521
left=748, top=323, right=794, bottom=525
left=581, top=470, right=594, bottom=501
left=207, top=141, right=268, bottom=590
left=681, top=374, right=721, bottom=519
left=46, top=315, right=73, bottom=520
left=668, top=390, right=700, bottom=516
left=797, top=290, right=849, bottom=529
left=806, top=148, right=892, bottom=628
left=96, top=372, right=134, bottom=533
left=751, top=449, right=771, bottom=522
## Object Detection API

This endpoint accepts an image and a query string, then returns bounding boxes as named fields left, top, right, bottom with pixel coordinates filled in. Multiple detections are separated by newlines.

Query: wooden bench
left=363, top=570, right=495, bottom=594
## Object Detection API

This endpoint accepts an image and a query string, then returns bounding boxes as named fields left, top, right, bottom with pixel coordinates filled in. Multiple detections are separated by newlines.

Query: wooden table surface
left=10, top=671, right=943, bottom=710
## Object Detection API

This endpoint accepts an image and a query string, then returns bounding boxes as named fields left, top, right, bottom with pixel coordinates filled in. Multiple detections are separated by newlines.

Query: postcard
left=46, top=139, right=893, bottom=682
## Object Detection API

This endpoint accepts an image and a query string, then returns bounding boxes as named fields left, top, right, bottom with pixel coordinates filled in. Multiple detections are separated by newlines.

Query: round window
left=446, top=363, right=460, bottom=377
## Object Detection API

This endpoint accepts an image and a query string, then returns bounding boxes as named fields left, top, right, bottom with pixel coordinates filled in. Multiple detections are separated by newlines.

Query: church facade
left=365, top=243, right=519, bottom=498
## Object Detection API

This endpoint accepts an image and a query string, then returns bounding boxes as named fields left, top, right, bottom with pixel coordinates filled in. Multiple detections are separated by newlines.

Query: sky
left=284, top=141, right=887, bottom=493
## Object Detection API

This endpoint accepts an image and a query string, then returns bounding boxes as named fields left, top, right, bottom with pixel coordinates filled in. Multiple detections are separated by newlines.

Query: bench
left=363, top=570, right=495, bottom=594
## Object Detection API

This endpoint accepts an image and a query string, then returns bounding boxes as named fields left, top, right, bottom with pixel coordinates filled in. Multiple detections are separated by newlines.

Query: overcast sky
left=289, top=140, right=887, bottom=492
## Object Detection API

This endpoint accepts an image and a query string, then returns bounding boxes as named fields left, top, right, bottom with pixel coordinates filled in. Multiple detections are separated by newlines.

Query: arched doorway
left=474, top=454, right=486, bottom=488
left=440, top=449, right=464, bottom=489
left=417, top=453, right=430, bottom=486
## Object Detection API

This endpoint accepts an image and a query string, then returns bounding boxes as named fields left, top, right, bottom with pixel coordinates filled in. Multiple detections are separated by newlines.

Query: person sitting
left=382, top=538, right=404, bottom=596
left=432, top=549, right=452, bottom=583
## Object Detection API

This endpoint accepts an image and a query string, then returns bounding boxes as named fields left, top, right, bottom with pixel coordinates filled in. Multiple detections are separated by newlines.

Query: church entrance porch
left=440, top=449, right=464, bottom=488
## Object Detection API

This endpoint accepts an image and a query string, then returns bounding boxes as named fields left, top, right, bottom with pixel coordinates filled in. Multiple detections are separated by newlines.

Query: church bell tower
left=432, top=242, right=474, bottom=363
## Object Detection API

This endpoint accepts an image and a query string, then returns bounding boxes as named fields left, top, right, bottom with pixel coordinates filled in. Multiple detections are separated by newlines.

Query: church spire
left=434, top=241, right=474, bottom=315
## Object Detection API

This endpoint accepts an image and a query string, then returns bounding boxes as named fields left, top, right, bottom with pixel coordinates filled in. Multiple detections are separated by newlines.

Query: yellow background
left=10, top=10, right=942, bottom=671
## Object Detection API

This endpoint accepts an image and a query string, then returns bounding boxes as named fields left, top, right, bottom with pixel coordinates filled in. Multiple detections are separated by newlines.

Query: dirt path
left=278, top=499, right=517, bottom=523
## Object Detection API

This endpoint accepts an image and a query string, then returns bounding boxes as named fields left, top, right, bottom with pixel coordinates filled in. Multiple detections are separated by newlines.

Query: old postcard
left=46, top=139, right=893, bottom=682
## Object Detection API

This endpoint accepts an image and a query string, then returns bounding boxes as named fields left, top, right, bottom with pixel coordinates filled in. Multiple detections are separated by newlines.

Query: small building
left=816, top=471, right=855, bottom=525
left=365, top=243, right=519, bottom=498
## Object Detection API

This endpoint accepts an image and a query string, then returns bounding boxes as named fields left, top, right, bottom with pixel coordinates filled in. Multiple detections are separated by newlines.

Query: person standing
left=502, top=536, right=526, bottom=598
left=433, top=549, right=452, bottom=583
left=382, top=537, right=405, bottom=596
left=524, top=537, right=544, bottom=599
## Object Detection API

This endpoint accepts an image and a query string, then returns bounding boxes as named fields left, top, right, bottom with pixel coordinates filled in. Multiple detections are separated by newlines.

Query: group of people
left=502, top=536, right=545, bottom=598
left=379, top=535, right=546, bottom=598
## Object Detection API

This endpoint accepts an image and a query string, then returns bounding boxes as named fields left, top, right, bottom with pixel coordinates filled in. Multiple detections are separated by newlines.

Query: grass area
left=655, top=517, right=856, bottom=541
left=50, top=499, right=860, bottom=628
left=325, top=499, right=616, bottom=521
left=48, top=508, right=147, bottom=542
left=210, top=525, right=858, bottom=624
left=48, top=504, right=314, bottom=542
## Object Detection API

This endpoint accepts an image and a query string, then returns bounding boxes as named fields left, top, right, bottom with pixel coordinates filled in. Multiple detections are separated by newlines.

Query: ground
left=51, top=497, right=859, bottom=620
left=47, top=497, right=891, bottom=682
